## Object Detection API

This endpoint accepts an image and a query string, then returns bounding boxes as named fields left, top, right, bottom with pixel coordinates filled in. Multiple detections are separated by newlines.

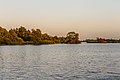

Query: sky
left=0, top=0, right=120, bottom=40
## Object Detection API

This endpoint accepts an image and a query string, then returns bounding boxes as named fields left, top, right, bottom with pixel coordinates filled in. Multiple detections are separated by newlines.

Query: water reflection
left=0, top=44, right=120, bottom=80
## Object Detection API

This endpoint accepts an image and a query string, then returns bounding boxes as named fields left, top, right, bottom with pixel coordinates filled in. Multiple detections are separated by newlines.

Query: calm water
left=0, top=43, right=120, bottom=80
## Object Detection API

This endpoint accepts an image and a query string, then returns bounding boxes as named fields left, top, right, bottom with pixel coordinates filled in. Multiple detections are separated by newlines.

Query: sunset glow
left=0, top=0, right=120, bottom=39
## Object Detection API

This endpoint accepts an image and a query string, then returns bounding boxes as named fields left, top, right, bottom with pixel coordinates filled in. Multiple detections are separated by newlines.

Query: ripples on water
left=0, top=43, right=120, bottom=80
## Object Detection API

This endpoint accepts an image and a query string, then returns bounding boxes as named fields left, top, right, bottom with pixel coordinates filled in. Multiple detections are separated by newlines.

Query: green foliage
left=15, top=26, right=32, bottom=41
left=31, top=29, right=42, bottom=44
left=0, top=26, right=81, bottom=45
left=0, top=27, right=24, bottom=45
left=66, top=32, right=80, bottom=44
left=9, top=29, right=24, bottom=45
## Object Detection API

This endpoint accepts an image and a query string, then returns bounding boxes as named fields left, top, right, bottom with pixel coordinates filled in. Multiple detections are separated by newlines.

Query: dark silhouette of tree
left=86, top=37, right=120, bottom=43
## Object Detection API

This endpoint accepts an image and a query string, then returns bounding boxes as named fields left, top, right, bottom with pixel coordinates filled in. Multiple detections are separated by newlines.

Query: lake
left=0, top=43, right=120, bottom=80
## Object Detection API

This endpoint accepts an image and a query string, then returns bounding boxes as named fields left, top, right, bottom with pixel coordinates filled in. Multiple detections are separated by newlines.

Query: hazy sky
left=0, top=0, right=120, bottom=39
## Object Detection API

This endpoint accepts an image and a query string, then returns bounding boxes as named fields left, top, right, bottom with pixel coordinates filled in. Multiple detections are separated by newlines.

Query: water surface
left=0, top=43, right=120, bottom=80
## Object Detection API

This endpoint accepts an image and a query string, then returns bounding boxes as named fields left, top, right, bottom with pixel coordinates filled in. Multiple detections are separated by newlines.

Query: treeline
left=0, top=26, right=81, bottom=45
left=86, top=37, right=120, bottom=43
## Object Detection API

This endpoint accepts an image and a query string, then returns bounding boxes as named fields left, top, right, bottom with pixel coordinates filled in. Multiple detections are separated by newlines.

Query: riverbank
left=0, top=26, right=80, bottom=45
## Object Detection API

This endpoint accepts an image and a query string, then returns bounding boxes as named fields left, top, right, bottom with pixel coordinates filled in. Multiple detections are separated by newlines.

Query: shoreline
left=1, top=42, right=120, bottom=46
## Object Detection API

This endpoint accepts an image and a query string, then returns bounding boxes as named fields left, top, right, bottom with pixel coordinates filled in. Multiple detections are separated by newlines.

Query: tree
left=66, top=32, right=80, bottom=44
left=31, top=29, right=42, bottom=44
left=0, top=26, right=81, bottom=45
left=0, top=27, right=11, bottom=44
left=9, top=29, right=24, bottom=45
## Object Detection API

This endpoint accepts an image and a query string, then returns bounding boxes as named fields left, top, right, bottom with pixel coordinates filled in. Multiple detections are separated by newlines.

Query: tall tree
left=31, top=29, right=42, bottom=44
left=66, top=32, right=80, bottom=44
left=9, top=29, right=24, bottom=44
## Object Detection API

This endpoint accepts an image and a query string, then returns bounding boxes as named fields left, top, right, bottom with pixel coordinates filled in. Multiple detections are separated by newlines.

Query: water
left=0, top=43, right=120, bottom=80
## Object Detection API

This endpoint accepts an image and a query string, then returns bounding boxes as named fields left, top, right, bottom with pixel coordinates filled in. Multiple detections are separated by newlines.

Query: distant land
left=0, top=26, right=80, bottom=45
left=0, top=26, right=120, bottom=45
left=85, top=37, right=120, bottom=43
